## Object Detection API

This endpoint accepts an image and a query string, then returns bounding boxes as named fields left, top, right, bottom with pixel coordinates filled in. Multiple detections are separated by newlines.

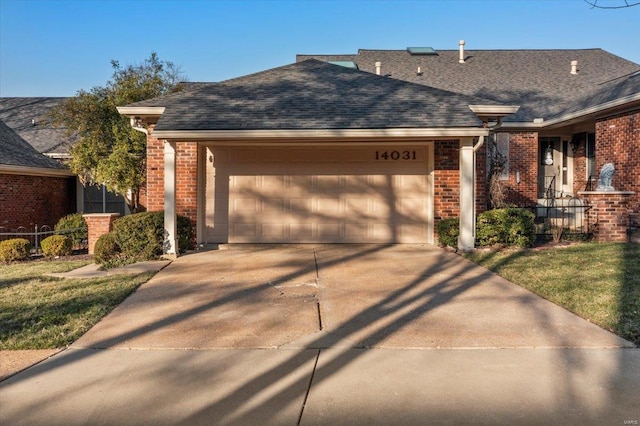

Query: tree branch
left=584, top=0, right=640, bottom=9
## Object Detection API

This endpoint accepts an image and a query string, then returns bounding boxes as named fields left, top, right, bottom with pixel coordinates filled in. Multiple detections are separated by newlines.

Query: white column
left=164, top=141, right=178, bottom=257
left=459, top=138, right=475, bottom=251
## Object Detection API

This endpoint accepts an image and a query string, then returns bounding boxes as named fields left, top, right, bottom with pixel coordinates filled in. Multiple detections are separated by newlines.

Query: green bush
left=40, top=235, right=72, bottom=257
left=476, top=208, right=536, bottom=248
left=437, top=218, right=459, bottom=248
left=54, top=213, right=88, bottom=247
left=96, top=211, right=193, bottom=267
left=0, top=238, right=31, bottom=262
left=113, top=212, right=165, bottom=262
left=93, top=232, right=121, bottom=266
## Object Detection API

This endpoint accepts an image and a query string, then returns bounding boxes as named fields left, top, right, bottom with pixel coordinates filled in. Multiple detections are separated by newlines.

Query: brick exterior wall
left=596, top=110, right=640, bottom=227
left=145, top=124, right=165, bottom=212
left=84, top=213, right=119, bottom=254
left=145, top=125, right=199, bottom=236
left=475, top=142, right=487, bottom=214
left=571, top=133, right=588, bottom=194
left=0, top=173, right=75, bottom=230
left=503, top=132, right=538, bottom=207
left=580, top=192, right=632, bottom=242
left=433, top=140, right=460, bottom=238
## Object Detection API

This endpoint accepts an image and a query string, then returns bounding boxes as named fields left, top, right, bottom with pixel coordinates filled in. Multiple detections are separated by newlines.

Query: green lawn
left=464, top=243, right=640, bottom=346
left=0, top=260, right=154, bottom=349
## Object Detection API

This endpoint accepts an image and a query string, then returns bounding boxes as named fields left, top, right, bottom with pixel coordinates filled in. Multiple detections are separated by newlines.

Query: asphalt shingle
left=132, top=60, right=502, bottom=131
left=298, top=48, right=640, bottom=122
left=0, top=119, right=67, bottom=169
left=0, top=97, right=75, bottom=155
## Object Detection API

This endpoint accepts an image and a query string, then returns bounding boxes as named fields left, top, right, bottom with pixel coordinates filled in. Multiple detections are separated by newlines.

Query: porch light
left=544, top=144, right=554, bottom=165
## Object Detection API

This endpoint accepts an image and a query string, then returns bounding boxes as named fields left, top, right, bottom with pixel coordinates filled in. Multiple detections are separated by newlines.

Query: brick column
left=83, top=213, right=120, bottom=255
left=578, top=191, right=635, bottom=242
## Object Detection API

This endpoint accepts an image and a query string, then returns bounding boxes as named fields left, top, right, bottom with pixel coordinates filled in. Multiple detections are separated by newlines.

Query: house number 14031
left=375, top=150, right=417, bottom=160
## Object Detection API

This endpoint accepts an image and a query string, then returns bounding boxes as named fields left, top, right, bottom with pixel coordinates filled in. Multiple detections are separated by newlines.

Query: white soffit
left=151, top=128, right=490, bottom=141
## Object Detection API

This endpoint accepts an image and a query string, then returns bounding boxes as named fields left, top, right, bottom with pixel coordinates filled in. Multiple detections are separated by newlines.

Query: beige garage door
left=207, top=146, right=432, bottom=243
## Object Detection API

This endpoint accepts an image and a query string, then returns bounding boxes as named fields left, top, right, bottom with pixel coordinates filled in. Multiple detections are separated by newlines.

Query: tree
left=52, top=53, right=185, bottom=213
left=583, top=0, right=639, bottom=8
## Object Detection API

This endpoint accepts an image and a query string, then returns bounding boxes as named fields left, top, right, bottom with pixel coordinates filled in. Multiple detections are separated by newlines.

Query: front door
left=538, top=137, right=573, bottom=198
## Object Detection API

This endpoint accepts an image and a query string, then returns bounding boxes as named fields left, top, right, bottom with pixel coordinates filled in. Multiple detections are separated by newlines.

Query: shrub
left=113, top=212, right=165, bottom=262
left=476, top=208, right=536, bottom=248
left=40, top=235, right=72, bottom=257
left=93, top=232, right=121, bottom=265
left=0, top=238, right=31, bottom=262
left=96, top=211, right=193, bottom=267
left=437, top=218, right=459, bottom=248
left=54, top=213, right=88, bottom=247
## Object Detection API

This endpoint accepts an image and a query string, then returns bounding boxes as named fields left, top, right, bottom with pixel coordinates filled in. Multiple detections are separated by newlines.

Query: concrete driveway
left=1, top=244, right=638, bottom=425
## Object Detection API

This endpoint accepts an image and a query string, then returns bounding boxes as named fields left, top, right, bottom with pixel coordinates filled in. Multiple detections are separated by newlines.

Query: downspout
left=468, top=119, right=503, bottom=247
left=130, top=117, right=148, bottom=135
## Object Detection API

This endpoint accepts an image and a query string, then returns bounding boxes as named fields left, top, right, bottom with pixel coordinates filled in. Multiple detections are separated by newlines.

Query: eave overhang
left=150, top=127, right=491, bottom=142
left=116, top=106, right=165, bottom=119
left=500, top=92, right=640, bottom=130
left=0, top=164, right=74, bottom=177
left=469, top=105, right=520, bottom=126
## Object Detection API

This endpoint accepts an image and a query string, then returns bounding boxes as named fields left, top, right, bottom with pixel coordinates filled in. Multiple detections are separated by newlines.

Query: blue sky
left=1, top=0, right=639, bottom=97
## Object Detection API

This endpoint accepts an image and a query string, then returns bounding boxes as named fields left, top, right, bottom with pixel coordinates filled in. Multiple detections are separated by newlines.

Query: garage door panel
left=219, top=146, right=432, bottom=243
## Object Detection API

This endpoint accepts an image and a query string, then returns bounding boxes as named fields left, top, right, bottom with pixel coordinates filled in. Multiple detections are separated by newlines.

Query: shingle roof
left=298, top=48, right=640, bottom=122
left=0, top=119, right=67, bottom=169
left=133, top=60, right=501, bottom=131
left=0, top=97, right=76, bottom=155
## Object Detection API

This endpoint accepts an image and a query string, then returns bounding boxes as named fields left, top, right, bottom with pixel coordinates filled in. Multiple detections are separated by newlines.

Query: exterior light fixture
left=544, top=143, right=554, bottom=165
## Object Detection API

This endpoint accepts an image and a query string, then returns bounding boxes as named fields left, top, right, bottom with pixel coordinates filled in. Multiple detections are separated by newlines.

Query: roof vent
left=32, top=119, right=36, bottom=126
left=571, top=60, right=579, bottom=75
left=375, top=61, right=381, bottom=75
left=327, top=61, right=358, bottom=69
left=407, top=47, right=438, bottom=56
left=459, top=40, right=465, bottom=63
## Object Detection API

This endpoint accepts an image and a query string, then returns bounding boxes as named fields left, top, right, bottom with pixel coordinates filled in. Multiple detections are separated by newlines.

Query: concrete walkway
left=1, top=245, right=638, bottom=425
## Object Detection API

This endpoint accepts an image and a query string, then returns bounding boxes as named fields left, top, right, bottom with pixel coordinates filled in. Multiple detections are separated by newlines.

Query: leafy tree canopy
left=51, top=52, right=185, bottom=212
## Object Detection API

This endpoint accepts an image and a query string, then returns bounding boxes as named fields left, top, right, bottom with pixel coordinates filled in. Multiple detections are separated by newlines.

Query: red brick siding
left=84, top=213, right=119, bottom=254
left=433, top=140, right=460, bottom=232
left=176, top=142, right=199, bottom=232
left=581, top=192, right=632, bottom=242
left=145, top=126, right=199, bottom=236
left=475, top=143, right=487, bottom=214
left=571, top=134, right=588, bottom=195
left=0, top=173, right=75, bottom=230
left=596, top=110, right=640, bottom=226
left=504, top=132, right=538, bottom=207
left=145, top=124, right=164, bottom=211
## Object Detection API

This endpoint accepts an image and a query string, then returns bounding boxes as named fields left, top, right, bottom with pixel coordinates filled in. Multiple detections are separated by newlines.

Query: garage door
left=207, top=146, right=432, bottom=243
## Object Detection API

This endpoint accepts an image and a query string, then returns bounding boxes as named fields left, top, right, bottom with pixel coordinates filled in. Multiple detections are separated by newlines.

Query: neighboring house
left=0, top=119, right=76, bottom=230
left=0, top=97, right=128, bottom=216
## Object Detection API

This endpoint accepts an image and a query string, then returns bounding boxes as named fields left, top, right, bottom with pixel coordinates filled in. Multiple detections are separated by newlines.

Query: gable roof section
left=0, top=97, right=76, bottom=155
left=127, top=59, right=503, bottom=132
left=0, top=119, right=71, bottom=174
left=298, top=48, right=640, bottom=122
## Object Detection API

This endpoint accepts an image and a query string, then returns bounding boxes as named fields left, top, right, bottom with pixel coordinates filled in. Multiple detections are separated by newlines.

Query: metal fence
left=534, top=197, right=592, bottom=241
left=0, top=225, right=87, bottom=255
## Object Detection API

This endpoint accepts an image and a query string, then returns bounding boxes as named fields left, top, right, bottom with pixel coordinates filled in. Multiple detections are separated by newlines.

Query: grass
left=0, top=259, right=154, bottom=350
left=464, top=242, right=640, bottom=346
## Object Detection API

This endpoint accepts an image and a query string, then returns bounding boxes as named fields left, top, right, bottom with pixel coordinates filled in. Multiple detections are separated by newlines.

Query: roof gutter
left=151, top=127, right=491, bottom=141
left=501, top=92, right=640, bottom=129
left=0, top=164, right=74, bottom=177
left=468, top=105, right=520, bottom=152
